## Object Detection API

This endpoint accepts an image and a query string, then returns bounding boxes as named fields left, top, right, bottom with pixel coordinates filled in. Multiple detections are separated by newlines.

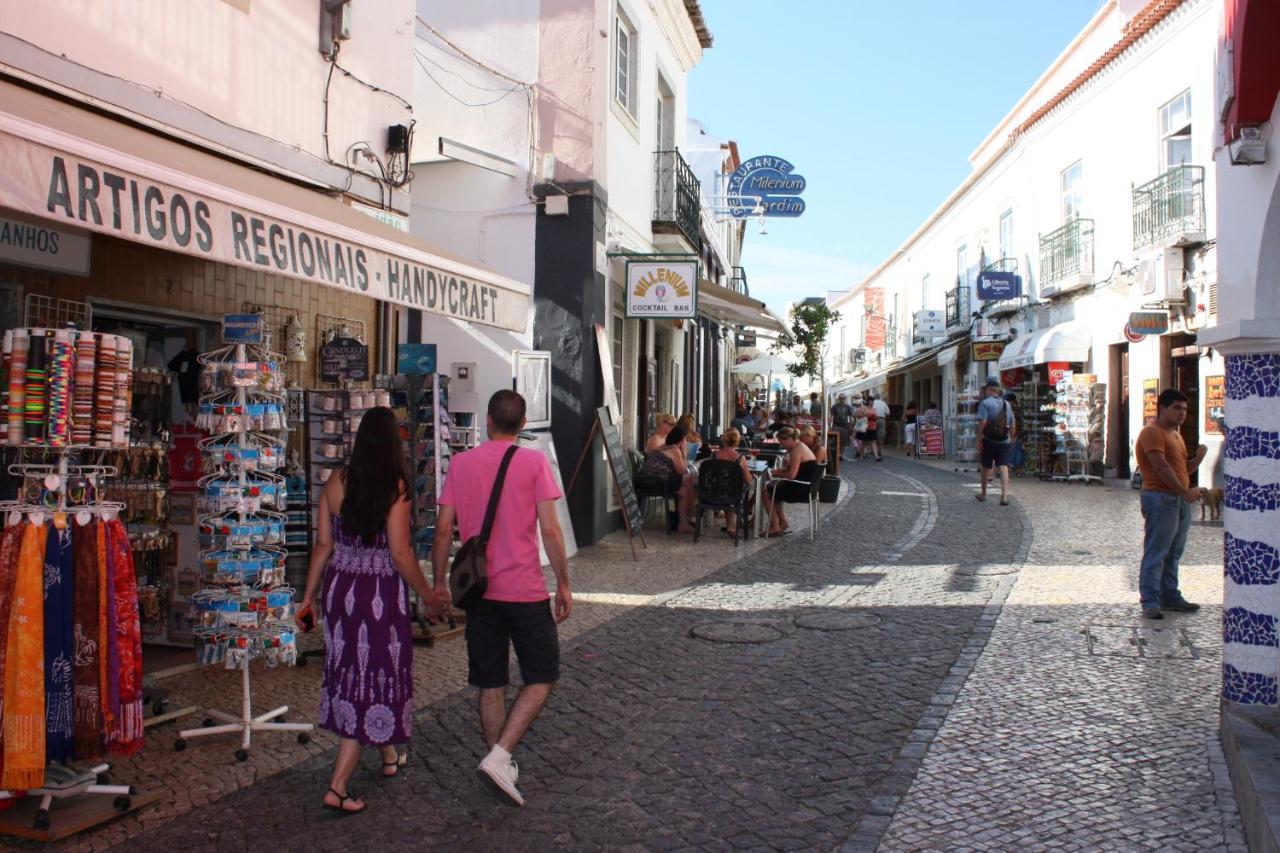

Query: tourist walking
left=432, top=390, right=572, bottom=806
left=297, top=407, right=437, bottom=816
left=902, top=400, right=918, bottom=457
left=830, top=393, right=854, bottom=458
left=976, top=377, right=1015, bottom=505
left=1134, top=388, right=1205, bottom=620
left=868, top=393, right=890, bottom=461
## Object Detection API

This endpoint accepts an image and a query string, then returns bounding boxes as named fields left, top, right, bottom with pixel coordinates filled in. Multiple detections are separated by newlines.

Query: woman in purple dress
left=297, top=407, right=436, bottom=815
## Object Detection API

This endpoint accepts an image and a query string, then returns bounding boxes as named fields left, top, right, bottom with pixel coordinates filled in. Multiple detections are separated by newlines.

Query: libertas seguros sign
left=0, top=129, right=529, bottom=332
left=625, top=260, right=698, bottom=319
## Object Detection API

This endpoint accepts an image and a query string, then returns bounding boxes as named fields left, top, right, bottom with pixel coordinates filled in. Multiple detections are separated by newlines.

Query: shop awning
left=886, top=342, right=959, bottom=377
left=830, top=370, right=887, bottom=398
left=698, top=279, right=786, bottom=334
left=997, top=321, right=1091, bottom=370
left=0, top=80, right=530, bottom=332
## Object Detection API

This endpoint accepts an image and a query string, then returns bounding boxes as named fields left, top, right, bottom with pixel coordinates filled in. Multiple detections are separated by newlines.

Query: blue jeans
left=1139, top=491, right=1193, bottom=608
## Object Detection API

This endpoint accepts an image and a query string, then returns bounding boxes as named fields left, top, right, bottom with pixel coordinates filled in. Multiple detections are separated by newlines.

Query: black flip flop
left=322, top=787, right=366, bottom=815
left=381, top=752, right=408, bottom=778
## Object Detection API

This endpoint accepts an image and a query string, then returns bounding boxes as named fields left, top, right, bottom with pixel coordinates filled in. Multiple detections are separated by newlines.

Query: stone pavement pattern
left=8, top=458, right=1246, bottom=850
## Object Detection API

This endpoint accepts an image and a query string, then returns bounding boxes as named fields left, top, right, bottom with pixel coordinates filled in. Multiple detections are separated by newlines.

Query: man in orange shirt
left=1134, top=388, right=1206, bottom=620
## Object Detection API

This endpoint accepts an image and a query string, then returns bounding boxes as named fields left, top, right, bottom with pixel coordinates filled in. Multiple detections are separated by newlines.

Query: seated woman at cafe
left=798, top=425, right=828, bottom=465
left=676, top=413, right=702, bottom=462
left=637, top=425, right=695, bottom=533
left=761, top=426, right=816, bottom=536
left=644, top=413, right=677, bottom=452
left=710, top=427, right=753, bottom=537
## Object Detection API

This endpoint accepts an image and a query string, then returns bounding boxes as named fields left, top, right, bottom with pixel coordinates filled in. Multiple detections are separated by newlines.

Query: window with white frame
left=611, top=289, right=625, bottom=415
left=614, top=7, right=638, bottom=117
left=956, top=245, right=968, bottom=288
left=1061, top=161, right=1083, bottom=222
left=1160, top=90, right=1192, bottom=169
left=999, top=209, right=1014, bottom=261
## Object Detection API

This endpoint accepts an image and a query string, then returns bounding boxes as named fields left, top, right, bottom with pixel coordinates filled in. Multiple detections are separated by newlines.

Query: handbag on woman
left=449, top=444, right=519, bottom=609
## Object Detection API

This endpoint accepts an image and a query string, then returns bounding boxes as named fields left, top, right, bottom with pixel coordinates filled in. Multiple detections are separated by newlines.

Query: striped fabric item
left=72, top=331, right=97, bottom=446
left=112, top=338, right=133, bottom=448
left=45, top=329, right=75, bottom=447
left=5, top=330, right=27, bottom=446
left=93, top=334, right=117, bottom=448
left=23, top=330, right=48, bottom=445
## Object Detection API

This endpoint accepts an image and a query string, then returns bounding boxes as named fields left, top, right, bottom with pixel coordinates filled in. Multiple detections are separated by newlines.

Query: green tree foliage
left=773, top=302, right=841, bottom=381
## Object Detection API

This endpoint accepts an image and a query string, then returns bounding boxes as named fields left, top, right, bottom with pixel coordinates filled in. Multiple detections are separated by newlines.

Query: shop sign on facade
left=320, top=335, right=370, bottom=382
left=1048, top=361, right=1072, bottom=387
left=1128, top=310, right=1170, bottom=337
left=735, top=330, right=756, bottom=348
left=975, top=270, right=1021, bottom=301
left=726, top=156, right=807, bottom=218
left=0, top=130, right=530, bottom=332
left=625, top=260, right=698, bottom=319
left=1205, top=374, right=1225, bottom=435
left=0, top=213, right=90, bottom=275
left=913, top=309, right=946, bottom=342
left=971, top=340, right=1006, bottom=361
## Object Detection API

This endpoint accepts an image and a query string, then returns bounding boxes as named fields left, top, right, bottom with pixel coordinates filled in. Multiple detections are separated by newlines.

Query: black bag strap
left=479, top=444, right=520, bottom=545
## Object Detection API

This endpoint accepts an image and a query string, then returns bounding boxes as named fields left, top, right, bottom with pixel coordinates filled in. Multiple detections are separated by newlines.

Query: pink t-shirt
left=438, top=440, right=563, bottom=602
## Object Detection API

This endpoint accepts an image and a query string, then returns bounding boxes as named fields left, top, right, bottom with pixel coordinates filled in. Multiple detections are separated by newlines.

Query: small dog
left=1199, top=486, right=1224, bottom=521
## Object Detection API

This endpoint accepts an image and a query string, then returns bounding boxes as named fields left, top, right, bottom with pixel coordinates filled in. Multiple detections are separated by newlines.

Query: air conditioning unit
left=1137, top=248, right=1186, bottom=303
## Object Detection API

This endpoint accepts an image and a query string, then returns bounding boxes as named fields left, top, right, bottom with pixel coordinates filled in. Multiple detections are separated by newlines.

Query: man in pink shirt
left=433, top=390, right=572, bottom=807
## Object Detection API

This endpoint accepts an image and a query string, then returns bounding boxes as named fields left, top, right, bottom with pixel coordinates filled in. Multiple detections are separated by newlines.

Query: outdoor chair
left=692, top=459, right=750, bottom=546
left=765, top=460, right=826, bottom=540
left=632, top=453, right=680, bottom=533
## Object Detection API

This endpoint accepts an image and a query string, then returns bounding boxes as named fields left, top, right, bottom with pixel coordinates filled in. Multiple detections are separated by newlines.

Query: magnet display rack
left=952, top=383, right=980, bottom=471
left=173, top=323, right=312, bottom=761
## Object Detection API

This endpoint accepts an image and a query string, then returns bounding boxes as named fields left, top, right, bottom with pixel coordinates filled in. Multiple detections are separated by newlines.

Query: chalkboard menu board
left=320, top=336, right=370, bottom=382
left=596, top=407, right=644, bottom=539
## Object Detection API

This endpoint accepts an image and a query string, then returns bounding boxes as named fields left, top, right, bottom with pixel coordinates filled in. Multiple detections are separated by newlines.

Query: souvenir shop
left=0, top=78, right=533, bottom=838
left=996, top=322, right=1104, bottom=482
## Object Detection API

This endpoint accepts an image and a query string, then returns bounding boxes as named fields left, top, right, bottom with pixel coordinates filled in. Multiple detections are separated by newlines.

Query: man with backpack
left=976, top=376, right=1015, bottom=506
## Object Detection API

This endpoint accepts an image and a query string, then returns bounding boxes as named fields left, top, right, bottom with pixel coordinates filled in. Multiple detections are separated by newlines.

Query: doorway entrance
left=1109, top=343, right=1130, bottom=478
left=1166, top=332, right=1200, bottom=485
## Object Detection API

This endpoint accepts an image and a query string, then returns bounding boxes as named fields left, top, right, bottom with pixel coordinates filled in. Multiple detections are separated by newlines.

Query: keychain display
left=1, top=327, right=133, bottom=449
left=174, top=324, right=312, bottom=759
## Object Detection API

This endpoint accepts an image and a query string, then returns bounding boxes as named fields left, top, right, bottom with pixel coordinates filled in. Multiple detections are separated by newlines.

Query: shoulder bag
left=449, top=444, right=520, bottom=610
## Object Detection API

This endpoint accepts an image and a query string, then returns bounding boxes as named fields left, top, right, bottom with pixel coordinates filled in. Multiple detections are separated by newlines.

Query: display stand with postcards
left=172, top=315, right=313, bottom=761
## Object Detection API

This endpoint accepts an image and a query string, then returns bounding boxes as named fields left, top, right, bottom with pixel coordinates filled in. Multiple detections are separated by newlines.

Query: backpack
left=983, top=401, right=1011, bottom=442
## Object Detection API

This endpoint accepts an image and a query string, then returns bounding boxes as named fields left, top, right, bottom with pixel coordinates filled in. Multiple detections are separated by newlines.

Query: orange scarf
left=1, top=522, right=47, bottom=790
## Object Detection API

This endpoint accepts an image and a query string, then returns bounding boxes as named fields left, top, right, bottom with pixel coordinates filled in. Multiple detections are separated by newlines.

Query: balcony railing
left=945, top=279, right=970, bottom=330
left=1039, top=218, right=1094, bottom=288
left=654, top=149, right=702, bottom=250
left=729, top=266, right=749, bottom=295
left=1132, top=164, right=1206, bottom=250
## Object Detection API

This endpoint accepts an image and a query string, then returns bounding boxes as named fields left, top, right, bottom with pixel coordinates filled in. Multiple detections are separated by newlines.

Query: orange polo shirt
left=1135, top=424, right=1189, bottom=493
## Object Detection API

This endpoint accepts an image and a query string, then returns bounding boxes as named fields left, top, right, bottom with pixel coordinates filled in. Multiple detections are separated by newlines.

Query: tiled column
left=1222, top=352, right=1280, bottom=706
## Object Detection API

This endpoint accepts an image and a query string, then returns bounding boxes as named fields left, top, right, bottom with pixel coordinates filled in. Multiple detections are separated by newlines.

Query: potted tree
left=774, top=301, right=843, bottom=502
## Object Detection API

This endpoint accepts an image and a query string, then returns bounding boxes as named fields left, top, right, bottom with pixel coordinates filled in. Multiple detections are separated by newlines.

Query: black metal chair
left=632, top=451, right=680, bottom=533
left=692, top=459, right=750, bottom=546
left=765, top=461, right=826, bottom=540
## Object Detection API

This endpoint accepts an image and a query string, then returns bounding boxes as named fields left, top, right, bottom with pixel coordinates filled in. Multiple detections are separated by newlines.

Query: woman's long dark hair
left=341, top=406, right=411, bottom=545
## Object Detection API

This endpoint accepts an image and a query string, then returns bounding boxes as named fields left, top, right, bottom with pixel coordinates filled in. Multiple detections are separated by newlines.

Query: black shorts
left=466, top=598, right=560, bottom=688
left=981, top=441, right=1012, bottom=470
left=859, top=429, right=879, bottom=442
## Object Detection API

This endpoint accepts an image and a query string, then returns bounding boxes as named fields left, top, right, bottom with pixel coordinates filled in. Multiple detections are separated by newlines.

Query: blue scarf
left=44, top=522, right=75, bottom=764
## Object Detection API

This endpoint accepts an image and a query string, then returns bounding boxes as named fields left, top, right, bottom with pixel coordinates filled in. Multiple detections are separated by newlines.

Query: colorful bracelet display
left=1, top=327, right=134, bottom=448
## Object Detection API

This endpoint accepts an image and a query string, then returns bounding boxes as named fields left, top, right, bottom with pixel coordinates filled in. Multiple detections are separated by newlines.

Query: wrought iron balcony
left=1132, top=165, right=1205, bottom=250
left=653, top=149, right=702, bottom=250
left=729, top=266, right=749, bottom=295
left=1039, top=218, right=1094, bottom=297
left=945, top=279, right=970, bottom=331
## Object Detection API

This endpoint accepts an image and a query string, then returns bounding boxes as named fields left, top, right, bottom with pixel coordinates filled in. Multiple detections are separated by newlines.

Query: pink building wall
left=1, top=0, right=413, bottom=201
left=536, top=0, right=599, bottom=183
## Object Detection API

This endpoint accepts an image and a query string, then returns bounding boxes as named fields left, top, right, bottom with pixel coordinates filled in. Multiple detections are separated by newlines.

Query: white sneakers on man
left=477, top=746, right=524, bottom=806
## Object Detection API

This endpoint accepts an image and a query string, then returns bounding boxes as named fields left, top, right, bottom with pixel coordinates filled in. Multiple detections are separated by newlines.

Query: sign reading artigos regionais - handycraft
left=625, top=261, right=698, bottom=319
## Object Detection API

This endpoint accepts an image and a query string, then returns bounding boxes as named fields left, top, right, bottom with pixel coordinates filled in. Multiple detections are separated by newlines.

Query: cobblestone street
left=28, top=457, right=1243, bottom=851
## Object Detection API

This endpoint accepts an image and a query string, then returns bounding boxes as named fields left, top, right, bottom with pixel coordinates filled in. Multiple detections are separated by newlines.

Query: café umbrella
left=730, top=355, right=790, bottom=409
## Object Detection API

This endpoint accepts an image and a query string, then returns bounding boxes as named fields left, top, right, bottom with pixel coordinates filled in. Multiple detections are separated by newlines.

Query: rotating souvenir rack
left=173, top=339, right=312, bottom=761
left=0, top=319, right=143, bottom=834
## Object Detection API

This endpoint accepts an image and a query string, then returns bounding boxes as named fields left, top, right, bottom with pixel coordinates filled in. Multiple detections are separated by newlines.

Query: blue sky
left=688, top=0, right=1106, bottom=315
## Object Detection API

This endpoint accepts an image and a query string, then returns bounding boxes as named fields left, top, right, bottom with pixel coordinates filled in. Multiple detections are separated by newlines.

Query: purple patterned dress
left=317, top=515, right=413, bottom=745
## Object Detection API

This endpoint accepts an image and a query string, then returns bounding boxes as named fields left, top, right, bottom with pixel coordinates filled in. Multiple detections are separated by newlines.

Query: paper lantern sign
left=319, top=336, right=369, bottom=382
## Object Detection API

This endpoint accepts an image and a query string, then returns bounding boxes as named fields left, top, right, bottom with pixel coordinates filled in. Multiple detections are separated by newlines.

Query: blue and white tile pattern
left=1223, top=352, right=1280, bottom=705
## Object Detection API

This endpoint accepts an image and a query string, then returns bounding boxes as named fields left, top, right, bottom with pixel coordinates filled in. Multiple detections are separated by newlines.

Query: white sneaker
left=509, top=759, right=519, bottom=785
left=478, top=753, right=524, bottom=806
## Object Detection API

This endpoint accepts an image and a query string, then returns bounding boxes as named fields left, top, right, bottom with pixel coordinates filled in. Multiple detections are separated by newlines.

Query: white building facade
left=828, top=0, right=1224, bottom=480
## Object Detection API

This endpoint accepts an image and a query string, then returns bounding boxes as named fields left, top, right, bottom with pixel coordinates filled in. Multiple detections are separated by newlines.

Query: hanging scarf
left=72, top=519, right=104, bottom=761
left=105, top=519, right=143, bottom=755
left=43, top=521, right=75, bottom=764
left=97, top=520, right=119, bottom=738
left=0, top=522, right=25, bottom=780
left=2, top=522, right=48, bottom=790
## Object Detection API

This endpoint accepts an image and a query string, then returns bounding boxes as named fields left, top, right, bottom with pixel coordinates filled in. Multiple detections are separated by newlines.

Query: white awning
left=699, top=280, right=786, bottom=334
left=997, top=321, right=1091, bottom=370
